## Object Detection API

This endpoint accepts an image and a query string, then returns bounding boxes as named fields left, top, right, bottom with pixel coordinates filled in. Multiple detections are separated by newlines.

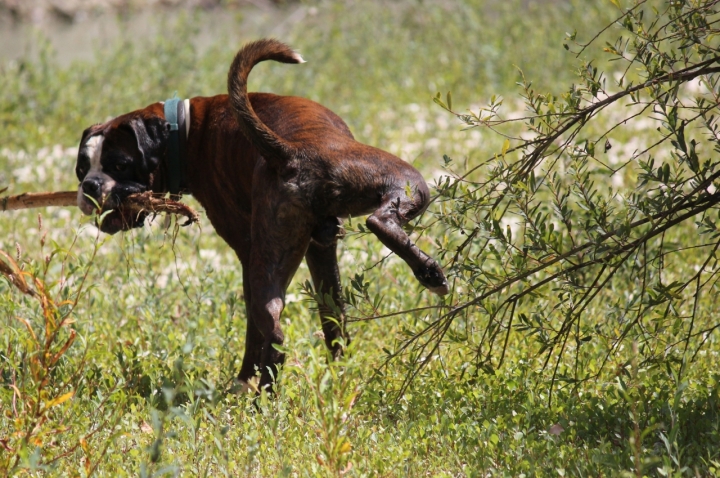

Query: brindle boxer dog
left=75, top=39, right=449, bottom=392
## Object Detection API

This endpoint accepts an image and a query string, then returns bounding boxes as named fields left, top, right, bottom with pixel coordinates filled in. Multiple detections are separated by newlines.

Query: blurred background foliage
left=0, top=0, right=617, bottom=157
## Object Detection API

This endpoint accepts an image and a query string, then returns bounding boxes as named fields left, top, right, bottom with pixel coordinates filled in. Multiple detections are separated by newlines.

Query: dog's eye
left=114, top=164, right=128, bottom=173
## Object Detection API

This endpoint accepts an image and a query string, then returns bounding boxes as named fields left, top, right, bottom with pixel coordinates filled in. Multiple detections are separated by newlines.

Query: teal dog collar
left=164, top=96, right=188, bottom=195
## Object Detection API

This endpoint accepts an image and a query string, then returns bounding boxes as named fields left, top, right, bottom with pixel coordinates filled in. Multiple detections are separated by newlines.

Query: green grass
left=2, top=0, right=720, bottom=476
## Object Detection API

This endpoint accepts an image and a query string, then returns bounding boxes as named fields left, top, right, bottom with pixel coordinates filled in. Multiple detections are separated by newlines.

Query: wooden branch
left=1, top=191, right=77, bottom=211
left=0, top=189, right=200, bottom=226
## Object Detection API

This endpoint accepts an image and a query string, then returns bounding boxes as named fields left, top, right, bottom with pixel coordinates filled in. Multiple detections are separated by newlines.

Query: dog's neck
left=177, top=95, right=257, bottom=232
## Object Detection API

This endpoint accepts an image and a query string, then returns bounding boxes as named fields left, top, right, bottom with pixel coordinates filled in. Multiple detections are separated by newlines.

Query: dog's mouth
left=96, top=205, right=148, bottom=235
left=78, top=186, right=150, bottom=234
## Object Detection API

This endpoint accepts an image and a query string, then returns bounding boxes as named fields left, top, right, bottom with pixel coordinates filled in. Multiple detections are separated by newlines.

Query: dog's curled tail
left=227, top=39, right=304, bottom=170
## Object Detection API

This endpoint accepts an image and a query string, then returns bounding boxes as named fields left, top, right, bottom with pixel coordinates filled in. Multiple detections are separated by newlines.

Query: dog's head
left=76, top=108, right=169, bottom=234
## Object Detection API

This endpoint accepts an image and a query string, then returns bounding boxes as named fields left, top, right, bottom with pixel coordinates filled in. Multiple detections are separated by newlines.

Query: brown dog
left=75, top=39, right=449, bottom=390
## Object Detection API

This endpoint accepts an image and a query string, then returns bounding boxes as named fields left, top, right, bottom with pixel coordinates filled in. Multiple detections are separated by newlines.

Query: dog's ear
left=124, top=116, right=169, bottom=175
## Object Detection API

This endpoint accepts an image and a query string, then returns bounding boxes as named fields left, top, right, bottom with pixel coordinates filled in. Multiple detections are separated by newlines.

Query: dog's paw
left=230, top=376, right=260, bottom=395
left=413, top=261, right=450, bottom=296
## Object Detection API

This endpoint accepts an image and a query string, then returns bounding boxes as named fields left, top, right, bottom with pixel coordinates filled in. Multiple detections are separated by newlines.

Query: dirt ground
left=0, top=0, right=292, bottom=23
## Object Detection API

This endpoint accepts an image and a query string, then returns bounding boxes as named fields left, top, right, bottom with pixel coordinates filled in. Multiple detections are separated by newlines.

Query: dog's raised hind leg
left=366, top=187, right=449, bottom=295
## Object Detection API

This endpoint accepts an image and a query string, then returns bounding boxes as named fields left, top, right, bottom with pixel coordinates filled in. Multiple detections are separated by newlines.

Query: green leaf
left=45, top=391, right=74, bottom=409
left=586, top=141, right=595, bottom=157
left=433, top=96, right=447, bottom=109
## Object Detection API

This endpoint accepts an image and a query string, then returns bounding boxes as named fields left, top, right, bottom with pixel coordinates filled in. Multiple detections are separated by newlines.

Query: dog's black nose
left=82, top=177, right=102, bottom=195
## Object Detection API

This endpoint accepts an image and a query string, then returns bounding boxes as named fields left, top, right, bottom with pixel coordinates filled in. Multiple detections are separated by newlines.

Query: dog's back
left=249, top=92, right=356, bottom=152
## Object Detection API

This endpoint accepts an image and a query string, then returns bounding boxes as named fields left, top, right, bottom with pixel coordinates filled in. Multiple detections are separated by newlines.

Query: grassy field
left=2, top=0, right=720, bottom=476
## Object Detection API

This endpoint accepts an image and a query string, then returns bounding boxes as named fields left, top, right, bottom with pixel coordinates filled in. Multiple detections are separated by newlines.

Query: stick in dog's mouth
left=116, top=191, right=200, bottom=227
left=0, top=189, right=200, bottom=227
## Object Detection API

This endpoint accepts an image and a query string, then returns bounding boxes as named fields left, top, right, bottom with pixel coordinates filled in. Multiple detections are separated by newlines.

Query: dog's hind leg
left=248, top=172, right=315, bottom=390
left=305, top=216, right=348, bottom=359
left=238, top=266, right=264, bottom=391
left=365, top=185, right=449, bottom=295
left=248, top=235, right=311, bottom=390
left=247, top=238, right=310, bottom=390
